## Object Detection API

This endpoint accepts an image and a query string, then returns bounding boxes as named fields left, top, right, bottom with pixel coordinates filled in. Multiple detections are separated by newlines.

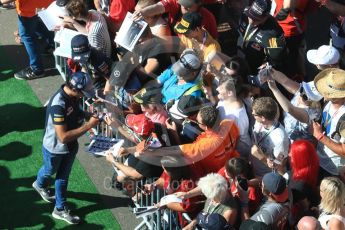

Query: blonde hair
left=198, top=173, right=228, bottom=202
left=319, top=177, right=345, bottom=214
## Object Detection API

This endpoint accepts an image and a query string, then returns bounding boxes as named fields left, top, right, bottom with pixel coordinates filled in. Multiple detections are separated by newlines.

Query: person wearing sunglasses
left=156, top=49, right=204, bottom=104
left=131, top=105, right=240, bottom=177
left=266, top=68, right=322, bottom=143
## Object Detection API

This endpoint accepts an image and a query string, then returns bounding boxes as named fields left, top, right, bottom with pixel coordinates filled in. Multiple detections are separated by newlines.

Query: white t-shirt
left=319, top=212, right=345, bottom=230
left=217, top=101, right=252, bottom=157
left=317, top=101, right=345, bottom=175
left=251, top=121, right=290, bottom=177
left=150, top=17, right=168, bottom=36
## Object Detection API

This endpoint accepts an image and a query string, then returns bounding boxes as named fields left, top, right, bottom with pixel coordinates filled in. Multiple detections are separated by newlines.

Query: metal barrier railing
left=54, top=42, right=68, bottom=81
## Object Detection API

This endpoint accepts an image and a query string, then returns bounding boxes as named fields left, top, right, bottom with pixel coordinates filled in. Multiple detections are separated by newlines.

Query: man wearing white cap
left=307, top=45, right=340, bottom=70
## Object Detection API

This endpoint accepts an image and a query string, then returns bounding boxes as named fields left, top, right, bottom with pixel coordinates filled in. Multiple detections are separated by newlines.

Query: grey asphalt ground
left=0, top=4, right=333, bottom=230
left=0, top=8, right=139, bottom=230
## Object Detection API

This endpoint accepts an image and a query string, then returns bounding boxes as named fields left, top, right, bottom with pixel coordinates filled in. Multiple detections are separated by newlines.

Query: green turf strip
left=0, top=45, right=121, bottom=229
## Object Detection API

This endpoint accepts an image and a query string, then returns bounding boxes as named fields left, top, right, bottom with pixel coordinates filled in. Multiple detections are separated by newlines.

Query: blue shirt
left=157, top=67, right=202, bottom=104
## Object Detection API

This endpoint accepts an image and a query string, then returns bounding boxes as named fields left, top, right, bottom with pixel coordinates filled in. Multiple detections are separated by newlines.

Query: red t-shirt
left=109, top=0, right=136, bottom=28
left=160, top=0, right=218, bottom=38
left=217, top=167, right=262, bottom=214
left=16, top=0, right=53, bottom=17
left=160, top=171, right=204, bottom=227
left=273, top=0, right=318, bottom=37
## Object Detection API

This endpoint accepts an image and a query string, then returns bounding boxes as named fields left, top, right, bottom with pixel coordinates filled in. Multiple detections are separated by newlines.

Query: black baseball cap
left=240, top=219, right=272, bottom=230
left=174, top=12, right=202, bottom=34
left=56, top=0, right=69, bottom=7
left=245, top=0, right=271, bottom=21
left=133, top=86, right=162, bottom=104
left=89, top=49, right=112, bottom=79
left=178, top=0, right=201, bottom=8
left=169, top=95, right=203, bottom=119
left=71, top=34, right=91, bottom=63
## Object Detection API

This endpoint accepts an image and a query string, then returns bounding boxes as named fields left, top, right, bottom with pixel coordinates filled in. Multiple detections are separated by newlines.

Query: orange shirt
left=16, top=0, right=53, bottom=17
left=180, top=119, right=240, bottom=175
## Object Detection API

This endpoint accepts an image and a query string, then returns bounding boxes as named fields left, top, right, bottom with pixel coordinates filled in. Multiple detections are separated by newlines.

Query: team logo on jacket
left=251, top=42, right=261, bottom=51
left=66, top=106, right=74, bottom=116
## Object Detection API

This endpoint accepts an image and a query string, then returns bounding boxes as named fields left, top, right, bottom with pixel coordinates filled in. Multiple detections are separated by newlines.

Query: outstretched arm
left=268, top=79, right=310, bottom=124
left=270, top=68, right=300, bottom=94
left=133, top=2, right=165, bottom=20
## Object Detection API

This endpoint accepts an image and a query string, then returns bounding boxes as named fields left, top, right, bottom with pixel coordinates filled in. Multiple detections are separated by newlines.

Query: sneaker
left=32, top=181, right=55, bottom=203
left=14, top=67, right=45, bottom=80
left=52, top=207, right=81, bottom=225
left=0, top=2, right=15, bottom=10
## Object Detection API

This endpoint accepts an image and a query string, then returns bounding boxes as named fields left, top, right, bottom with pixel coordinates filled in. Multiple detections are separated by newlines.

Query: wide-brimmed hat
left=314, top=68, right=345, bottom=99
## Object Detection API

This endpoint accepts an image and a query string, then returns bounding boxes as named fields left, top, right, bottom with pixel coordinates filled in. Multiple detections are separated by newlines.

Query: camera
left=237, top=176, right=248, bottom=191
left=93, top=109, right=107, bottom=122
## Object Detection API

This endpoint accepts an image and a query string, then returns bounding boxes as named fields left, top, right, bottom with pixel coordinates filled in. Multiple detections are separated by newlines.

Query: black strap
left=255, top=122, right=279, bottom=148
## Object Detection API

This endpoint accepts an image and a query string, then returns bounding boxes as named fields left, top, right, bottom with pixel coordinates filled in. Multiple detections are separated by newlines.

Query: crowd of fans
left=5, top=0, right=345, bottom=228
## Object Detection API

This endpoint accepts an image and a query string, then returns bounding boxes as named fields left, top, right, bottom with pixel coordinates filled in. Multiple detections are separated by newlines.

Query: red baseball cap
left=125, top=114, right=154, bottom=136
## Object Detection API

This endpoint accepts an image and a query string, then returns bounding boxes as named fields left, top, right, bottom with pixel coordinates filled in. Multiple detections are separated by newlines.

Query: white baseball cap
left=307, top=45, right=340, bottom=65
left=302, top=81, right=323, bottom=102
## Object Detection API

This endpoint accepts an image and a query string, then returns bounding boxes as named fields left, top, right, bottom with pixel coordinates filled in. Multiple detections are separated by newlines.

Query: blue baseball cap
left=69, top=71, right=95, bottom=98
left=196, top=213, right=231, bottom=230
left=71, top=34, right=91, bottom=63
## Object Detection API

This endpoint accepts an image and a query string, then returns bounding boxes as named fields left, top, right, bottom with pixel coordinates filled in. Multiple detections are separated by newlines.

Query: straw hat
left=314, top=68, right=345, bottom=99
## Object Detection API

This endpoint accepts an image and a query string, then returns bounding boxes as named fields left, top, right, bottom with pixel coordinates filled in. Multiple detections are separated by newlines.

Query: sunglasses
left=180, top=56, right=197, bottom=71
left=299, top=87, right=309, bottom=101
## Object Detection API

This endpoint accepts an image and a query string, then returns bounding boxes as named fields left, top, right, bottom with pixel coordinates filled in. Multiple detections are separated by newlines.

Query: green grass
left=0, top=45, right=121, bottom=229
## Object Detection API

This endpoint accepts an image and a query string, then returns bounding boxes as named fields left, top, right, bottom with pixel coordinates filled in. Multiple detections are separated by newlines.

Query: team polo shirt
left=157, top=67, right=202, bottom=104
left=43, top=85, right=84, bottom=154
left=160, top=0, right=218, bottom=38
left=180, top=119, right=240, bottom=175
left=179, top=29, right=221, bottom=62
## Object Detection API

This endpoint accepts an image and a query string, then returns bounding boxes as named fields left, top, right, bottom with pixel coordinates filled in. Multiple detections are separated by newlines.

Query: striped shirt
left=86, top=10, right=112, bottom=58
